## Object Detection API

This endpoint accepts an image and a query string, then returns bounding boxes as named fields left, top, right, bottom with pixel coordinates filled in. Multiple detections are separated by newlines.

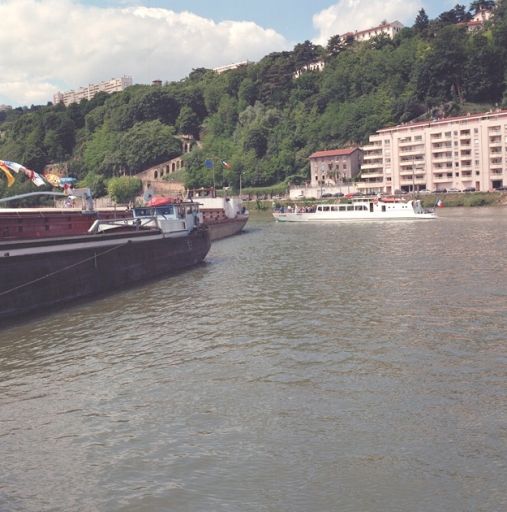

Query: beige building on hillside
left=342, top=21, right=404, bottom=43
left=135, top=135, right=195, bottom=197
left=294, top=60, right=325, bottom=79
left=309, top=148, right=363, bottom=187
left=359, top=110, right=507, bottom=194
left=53, top=76, right=133, bottom=106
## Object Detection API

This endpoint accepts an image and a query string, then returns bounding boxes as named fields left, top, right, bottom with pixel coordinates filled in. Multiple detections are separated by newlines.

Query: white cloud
left=312, top=0, right=422, bottom=46
left=0, top=0, right=290, bottom=107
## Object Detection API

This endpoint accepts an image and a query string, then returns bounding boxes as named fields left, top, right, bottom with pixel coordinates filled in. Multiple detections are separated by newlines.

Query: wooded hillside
left=1, top=1, right=506, bottom=197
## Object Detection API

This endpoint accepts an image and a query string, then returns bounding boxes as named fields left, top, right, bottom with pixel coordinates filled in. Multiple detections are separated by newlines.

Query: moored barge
left=0, top=201, right=210, bottom=322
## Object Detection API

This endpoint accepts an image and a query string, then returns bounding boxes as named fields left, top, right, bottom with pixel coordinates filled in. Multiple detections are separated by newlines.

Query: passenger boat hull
left=0, top=227, right=210, bottom=322
left=273, top=198, right=436, bottom=222
left=273, top=211, right=436, bottom=221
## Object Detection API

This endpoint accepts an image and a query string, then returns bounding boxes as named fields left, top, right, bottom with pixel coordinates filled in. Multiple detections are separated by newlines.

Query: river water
left=0, top=208, right=506, bottom=512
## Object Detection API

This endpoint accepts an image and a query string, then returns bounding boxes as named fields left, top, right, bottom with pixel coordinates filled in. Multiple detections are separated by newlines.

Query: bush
left=464, top=194, right=492, bottom=207
left=107, top=176, right=142, bottom=204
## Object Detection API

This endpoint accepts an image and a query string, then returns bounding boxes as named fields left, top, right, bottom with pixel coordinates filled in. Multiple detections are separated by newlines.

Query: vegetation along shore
left=1, top=1, right=507, bottom=202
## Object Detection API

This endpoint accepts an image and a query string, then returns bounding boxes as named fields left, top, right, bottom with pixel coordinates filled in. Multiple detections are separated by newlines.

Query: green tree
left=326, top=34, right=344, bottom=56
left=107, top=176, right=142, bottom=204
left=119, top=120, right=181, bottom=173
left=414, top=8, right=430, bottom=33
left=176, top=106, right=200, bottom=138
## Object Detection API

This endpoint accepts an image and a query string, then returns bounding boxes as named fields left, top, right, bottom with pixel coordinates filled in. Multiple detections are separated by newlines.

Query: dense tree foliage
left=107, top=176, right=142, bottom=204
left=1, top=1, right=507, bottom=195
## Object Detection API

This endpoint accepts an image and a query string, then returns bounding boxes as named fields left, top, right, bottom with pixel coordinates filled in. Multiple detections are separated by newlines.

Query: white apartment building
left=342, top=21, right=404, bottom=43
left=53, top=76, right=133, bottom=106
left=213, top=61, right=250, bottom=74
left=294, top=60, right=325, bottom=79
left=359, top=110, right=507, bottom=194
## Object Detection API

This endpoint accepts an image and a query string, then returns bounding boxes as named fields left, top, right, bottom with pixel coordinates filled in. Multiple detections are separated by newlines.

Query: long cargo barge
left=0, top=203, right=210, bottom=323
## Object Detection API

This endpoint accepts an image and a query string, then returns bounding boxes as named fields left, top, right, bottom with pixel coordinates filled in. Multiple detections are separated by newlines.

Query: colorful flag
left=1, top=160, right=47, bottom=187
left=0, top=163, right=15, bottom=187
left=221, top=160, right=232, bottom=169
left=44, top=173, right=62, bottom=187
left=31, top=172, right=46, bottom=187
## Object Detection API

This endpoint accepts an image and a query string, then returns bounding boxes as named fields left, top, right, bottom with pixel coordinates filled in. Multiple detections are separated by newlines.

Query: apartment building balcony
left=400, top=177, right=427, bottom=185
left=433, top=176, right=453, bottom=183
left=432, top=142, right=452, bottom=150
left=432, top=153, right=453, bottom=161
left=399, top=141, right=424, bottom=150
left=361, top=163, right=383, bottom=170
left=490, top=169, right=504, bottom=175
left=488, top=126, right=501, bottom=133
left=360, top=171, right=384, bottom=179
left=461, top=171, right=473, bottom=177
left=357, top=179, right=383, bottom=188
left=400, top=148, right=425, bottom=158
left=356, top=178, right=384, bottom=187
left=362, top=144, right=383, bottom=152
left=459, top=140, right=471, bottom=146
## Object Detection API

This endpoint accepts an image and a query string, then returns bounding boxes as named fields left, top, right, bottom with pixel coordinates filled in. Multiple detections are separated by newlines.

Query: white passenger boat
left=272, top=197, right=436, bottom=222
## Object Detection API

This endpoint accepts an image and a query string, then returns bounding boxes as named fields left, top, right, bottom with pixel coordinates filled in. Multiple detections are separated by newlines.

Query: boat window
left=133, top=208, right=150, bottom=217
left=347, top=205, right=354, bottom=211
left=354, top=205, right=364, bottom=211
left=323, top=206, right=330, bottom=212
left=317, top=206, right=322, bottom=212
left=339, top=206, right=346, bottom=211
left=156, top=206, right=174, bottom=215
left=331, top=205, right=338, bottom=211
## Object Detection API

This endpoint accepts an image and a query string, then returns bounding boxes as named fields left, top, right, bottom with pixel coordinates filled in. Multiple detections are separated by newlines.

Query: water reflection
left=0, top=208, right=506, bottom=511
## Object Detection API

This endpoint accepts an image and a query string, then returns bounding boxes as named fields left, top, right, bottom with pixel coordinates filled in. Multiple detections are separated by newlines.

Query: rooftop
left=309, top=148, right=359, bottom=159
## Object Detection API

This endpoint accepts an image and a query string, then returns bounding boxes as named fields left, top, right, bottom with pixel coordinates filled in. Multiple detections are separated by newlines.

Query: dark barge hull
left=0, top=227, right=210, bottom=322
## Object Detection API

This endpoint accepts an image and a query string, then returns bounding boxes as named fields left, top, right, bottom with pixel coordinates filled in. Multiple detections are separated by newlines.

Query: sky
left=0, top=0, right=457, bottom=108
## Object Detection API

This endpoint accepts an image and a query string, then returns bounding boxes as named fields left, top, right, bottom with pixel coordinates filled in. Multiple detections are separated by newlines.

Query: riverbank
left=246, top=191, right=507, bottom=210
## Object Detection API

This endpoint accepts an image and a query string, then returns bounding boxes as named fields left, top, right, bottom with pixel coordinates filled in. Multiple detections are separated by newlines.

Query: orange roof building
left=309, top=147, right=363, bottom=187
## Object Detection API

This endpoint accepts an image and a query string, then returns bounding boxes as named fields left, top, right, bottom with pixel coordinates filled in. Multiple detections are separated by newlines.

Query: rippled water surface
left=1, top=208, right=506, bottom=511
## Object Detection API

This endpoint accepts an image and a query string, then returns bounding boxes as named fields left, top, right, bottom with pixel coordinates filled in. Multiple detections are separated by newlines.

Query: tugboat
left=0, top=199, right=210, bottom=322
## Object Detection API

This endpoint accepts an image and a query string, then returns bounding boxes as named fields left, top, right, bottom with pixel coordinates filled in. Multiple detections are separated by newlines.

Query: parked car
left=333, top=192, right=344, bottom=197
left=494, top=185, right=507, bottom=191
left=447, top=187, right=461, bottom=193
left=435, top=188, right=447, bottom=193
left=419, top=189, right=432, bottom=194
left=321, top=193, right=333, bottom=198
left=463, top=187, right=476, bottom=192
